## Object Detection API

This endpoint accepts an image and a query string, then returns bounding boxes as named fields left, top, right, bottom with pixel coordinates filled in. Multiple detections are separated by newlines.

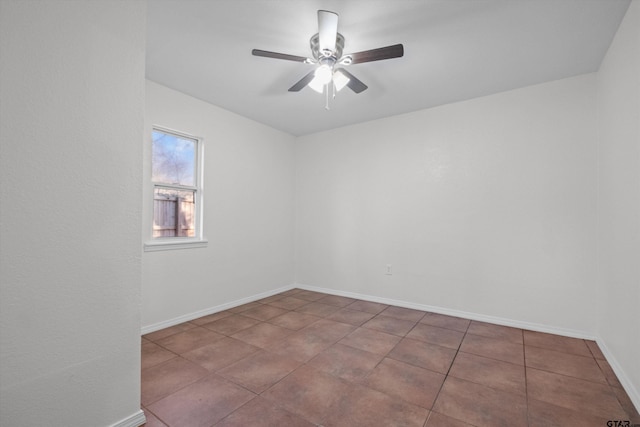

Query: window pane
left=152, top=130, right=196, bottom=186
left=153, top=188, right=196, bottom=238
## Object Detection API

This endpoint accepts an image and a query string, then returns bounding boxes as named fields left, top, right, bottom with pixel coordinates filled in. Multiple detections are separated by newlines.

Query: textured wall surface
left=296, top=74, right=598, bottom=335
left=0, top=1, right=146, bottom=425
left=597, top=0, right=640, bottom=409
left=142, top=81, right=296, bottom=328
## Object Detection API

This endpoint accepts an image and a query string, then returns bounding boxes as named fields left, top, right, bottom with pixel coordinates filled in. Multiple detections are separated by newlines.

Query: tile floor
left=141, top=289, right=639, bottom=427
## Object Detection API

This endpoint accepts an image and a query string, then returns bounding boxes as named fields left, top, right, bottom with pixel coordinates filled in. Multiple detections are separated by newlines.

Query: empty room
left=1, top=1, right=638, bottom=426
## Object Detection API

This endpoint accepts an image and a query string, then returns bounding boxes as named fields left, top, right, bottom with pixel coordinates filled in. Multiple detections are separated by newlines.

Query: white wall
left=142, top=81, right=295, bottom=329
left=597, top=0, right=640, bottom=408
left=0, top=1, right=146, bottom=426
left=296, top=74, right=598, bottom=335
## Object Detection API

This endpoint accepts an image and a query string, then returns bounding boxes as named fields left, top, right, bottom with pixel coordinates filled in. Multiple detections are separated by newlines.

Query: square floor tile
left=347, top=300, right=389, bottom=314
left=295, top=302, right=340, bottom=317
left=420, top=312, right=470, bottom=333
left=142, top=341, right=177, bottom=371
left=425, top=412, right=474, bottom=427
left=327, top=308, right=376, bottom=326
left=141, top=408, right=167, bottom=427
left=387, top=338, right=457, bottom=374
left=216, top=396, right=315, bottom=427
left=611, top=385, right=640, bottom=423
left=308, top=343, right=383, bottom=382
left=147, top=374, right=255, bottom=427
left=228, top=302, right=262, bottom=313
left=585, top=340, right=606, bottom=360
left=316, top=294, right=357, bottom=307
left=218, top=350, right=301, bottom=393
left=141, top=357, right=209, bottom=406
left=596, top=358, right=624, bottom=388
left=523, top=330, right=591, bottom=357
left=525, top=346, right=607, bottom=384
left=267, top=311, right=320, bottom=330
left=449, top=352, right=526, bottom=395
left=459, top=332, right=524, bottom=365
left=339, top=327, right=401, bottom=355
left=293, top=290, right=327, bottom=301
left=231, top=322, right=292, bottom=348
left=361, top=357, right=445, bottom=409
left=266, top=296, right=309, bottom=310
left=181, top=337, right=259, bottom=371
left=362, top=315, right=417, bottom=336
left=262, top=365, right=351, bottom=424
left=526, top=367, right=627, bottom=418
left=189, top=311, right=233, bottom=326
left=155, top=327, right=224, bottom=354
left=432, top=376, right=527, bottom=427
left=406, top=323, right=464, bottom=349
left=466, top=321, right=523, bottom=344
left=256, top=294, right=286, bottom=304
left=266, top=329, right=336, bottom=362
left=200, top=314, right=260, bottom=336
left=528, top=397, right=611, bottom=427
left=379, top=306, right=426, bottom=322
left=301, top=318, right=356, bottom=342
left=279, top=288, right=304, bottom=297
left=322, top=382, right=428, bottom=427
left=144, top=322, right=197, bottom=342
left=239, top=304, right=288, bottom=321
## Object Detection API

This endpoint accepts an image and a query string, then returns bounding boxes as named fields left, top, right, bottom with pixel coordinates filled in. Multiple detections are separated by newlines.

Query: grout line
left=426, top=322, right=470, bottom=427
left=142, top=405, right=171, bottom=427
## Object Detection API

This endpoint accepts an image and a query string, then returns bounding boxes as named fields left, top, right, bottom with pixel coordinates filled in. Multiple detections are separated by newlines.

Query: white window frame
left=144, top=126, right=207, bottom=252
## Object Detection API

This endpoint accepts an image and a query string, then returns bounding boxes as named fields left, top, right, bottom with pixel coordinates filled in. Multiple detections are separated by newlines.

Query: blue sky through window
left=152, top=130, right=196, bottom=186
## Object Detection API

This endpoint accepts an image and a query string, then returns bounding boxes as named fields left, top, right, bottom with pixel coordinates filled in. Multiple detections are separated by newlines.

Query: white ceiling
left=146, top=0, right=630, bottom=136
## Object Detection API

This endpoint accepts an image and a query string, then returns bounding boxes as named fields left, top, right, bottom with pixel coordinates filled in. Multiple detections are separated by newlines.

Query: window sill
left=144, top=238, right=208, bottom=252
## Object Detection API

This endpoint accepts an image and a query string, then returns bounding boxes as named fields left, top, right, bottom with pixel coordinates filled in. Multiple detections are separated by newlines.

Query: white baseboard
left=141, top=285, right=295, bottom=335
left=596, top=338, right=640, bottom=413
left=109, top=410, right=146, bottom=427
left=295, top=283, right=595, bottom=340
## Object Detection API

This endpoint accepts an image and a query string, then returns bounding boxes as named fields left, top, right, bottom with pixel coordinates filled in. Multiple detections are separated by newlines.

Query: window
left=145, top=127, right=206, bottom=251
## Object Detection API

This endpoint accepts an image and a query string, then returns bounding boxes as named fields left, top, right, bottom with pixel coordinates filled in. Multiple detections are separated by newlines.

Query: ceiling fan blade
left=288, top=70, right=316, bottom=92
left=349, top=44, right=404, bottom=64
left=335, top=68, right=368, bottom=94
left=318, top=10, right=338, bottom=53
left=252, top=49, right=309, bottom=63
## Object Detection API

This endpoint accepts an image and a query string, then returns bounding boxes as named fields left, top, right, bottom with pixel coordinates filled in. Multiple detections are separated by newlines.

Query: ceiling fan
left=252, top=10, right=404, bottom=107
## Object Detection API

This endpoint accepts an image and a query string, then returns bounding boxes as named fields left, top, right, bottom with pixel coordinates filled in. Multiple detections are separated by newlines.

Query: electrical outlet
left=386, top=264, right=392, bottom=275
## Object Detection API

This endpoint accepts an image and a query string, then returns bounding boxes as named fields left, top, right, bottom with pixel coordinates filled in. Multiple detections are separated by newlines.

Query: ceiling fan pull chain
left=325, top=84, right=330, bottom=110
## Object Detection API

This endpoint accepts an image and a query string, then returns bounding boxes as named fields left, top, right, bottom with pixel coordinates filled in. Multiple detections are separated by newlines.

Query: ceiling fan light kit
left=252, top=10, right=404, bottom=109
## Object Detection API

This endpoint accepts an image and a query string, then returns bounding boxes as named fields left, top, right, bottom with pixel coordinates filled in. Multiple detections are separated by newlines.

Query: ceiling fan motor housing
left=310, top=32, right=345, bottom=60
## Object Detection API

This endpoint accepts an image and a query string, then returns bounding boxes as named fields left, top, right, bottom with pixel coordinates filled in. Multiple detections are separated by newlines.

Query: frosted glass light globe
left=314, top=64, right=333, bottom=85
